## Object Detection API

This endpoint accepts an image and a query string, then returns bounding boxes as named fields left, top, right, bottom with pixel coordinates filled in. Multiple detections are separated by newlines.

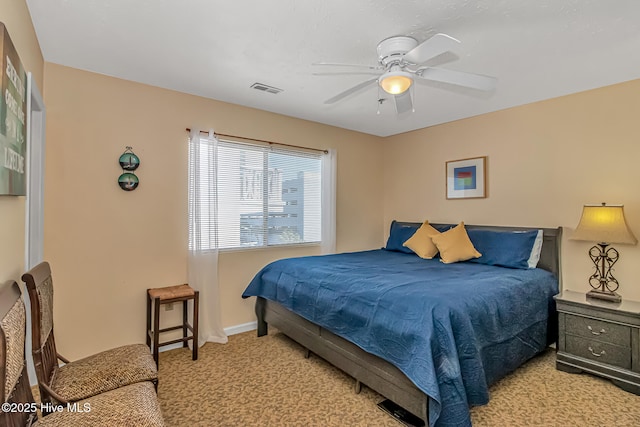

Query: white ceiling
left=26, top=1, right=640, bottom=137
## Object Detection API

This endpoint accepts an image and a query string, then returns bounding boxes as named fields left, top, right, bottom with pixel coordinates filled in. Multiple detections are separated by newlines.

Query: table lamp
left=570, top=203, right=637, bottom=302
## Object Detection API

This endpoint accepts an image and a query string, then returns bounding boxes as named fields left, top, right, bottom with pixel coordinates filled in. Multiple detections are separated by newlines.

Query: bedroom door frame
left=24, top=72, right=46, bottom=384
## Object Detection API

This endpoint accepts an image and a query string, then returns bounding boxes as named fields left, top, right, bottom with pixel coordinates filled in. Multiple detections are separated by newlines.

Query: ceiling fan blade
left=324, top=78, right=378, bottom=104
left=312, top=62, right=382, bottom=70
left=417, top=67, right=497, bottom=91
left=313, top=71, right=382, bottom=76
left=403, top=33, right=460, bottom=65
left=394, top=91, right=413, bottom=114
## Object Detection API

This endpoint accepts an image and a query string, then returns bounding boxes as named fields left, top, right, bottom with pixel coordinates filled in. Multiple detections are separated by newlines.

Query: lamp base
left=586, top=289, right=622, bottom=303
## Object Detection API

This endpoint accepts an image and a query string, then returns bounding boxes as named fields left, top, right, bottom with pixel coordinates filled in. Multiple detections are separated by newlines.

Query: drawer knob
left=587, top=325, right=606, bottom=335
left=588, top=346, right=606, bottom=357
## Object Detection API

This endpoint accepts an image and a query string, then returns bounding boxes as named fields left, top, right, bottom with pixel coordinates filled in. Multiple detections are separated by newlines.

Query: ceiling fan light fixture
left=379, top=71, right=413, bottom=95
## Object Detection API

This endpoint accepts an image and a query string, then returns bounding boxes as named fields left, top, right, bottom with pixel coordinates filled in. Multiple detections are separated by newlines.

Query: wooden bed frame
left=254, top=224, right=563, bottom=424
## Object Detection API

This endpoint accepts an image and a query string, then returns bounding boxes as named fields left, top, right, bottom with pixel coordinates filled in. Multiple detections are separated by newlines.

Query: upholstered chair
left=21, top=262, right=158, bottom=405
left=0, top=280, right=166, bottom=427
left=0, top=280, right=36, bottom=427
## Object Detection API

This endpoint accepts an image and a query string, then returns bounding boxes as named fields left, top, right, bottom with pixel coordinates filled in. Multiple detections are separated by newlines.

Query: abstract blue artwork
left=453, top=166, right=477, bottom=190
left=446, top=157, right=486, bottom=199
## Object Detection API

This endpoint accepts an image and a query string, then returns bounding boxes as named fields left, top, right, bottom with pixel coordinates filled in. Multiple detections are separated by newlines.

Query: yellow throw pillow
left=430, top=222, right=482, bottom=264
left=403, top=221, right=441, bottom=259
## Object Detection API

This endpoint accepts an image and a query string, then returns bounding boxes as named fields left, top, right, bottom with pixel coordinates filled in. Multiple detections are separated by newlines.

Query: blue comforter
left=242, top=250, right=558, bottom=427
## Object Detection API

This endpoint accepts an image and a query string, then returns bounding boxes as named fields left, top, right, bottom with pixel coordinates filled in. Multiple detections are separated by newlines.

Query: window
left=189, top=136, right=325, bottom=250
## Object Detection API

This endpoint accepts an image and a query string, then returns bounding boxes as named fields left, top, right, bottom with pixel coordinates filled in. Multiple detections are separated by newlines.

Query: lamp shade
left=571, top=204, right=637, bottom=245
left=379, top=71, right=413, bottom=95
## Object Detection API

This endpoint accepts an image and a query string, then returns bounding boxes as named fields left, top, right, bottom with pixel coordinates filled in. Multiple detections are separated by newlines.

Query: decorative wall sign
left=446, top=156, right=487, bottom=199
left=0, top=22, right=28, bottom=195
left=118, top=147, right=140, bottom=191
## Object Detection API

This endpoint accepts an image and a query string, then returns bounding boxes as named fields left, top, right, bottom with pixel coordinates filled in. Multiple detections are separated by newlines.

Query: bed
left=242, top=223, right=562, bottom=427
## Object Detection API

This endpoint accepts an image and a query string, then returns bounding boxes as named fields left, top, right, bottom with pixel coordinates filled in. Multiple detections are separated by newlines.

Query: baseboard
left=158, top=342, right=185, bottom=352
left=158, top=321, right=257, bottom=353
left=224, top=321, right=257, bottom=336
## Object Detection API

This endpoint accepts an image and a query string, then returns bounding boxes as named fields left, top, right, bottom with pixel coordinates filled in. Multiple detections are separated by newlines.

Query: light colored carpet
left=157, top=330, right=640, bottom=426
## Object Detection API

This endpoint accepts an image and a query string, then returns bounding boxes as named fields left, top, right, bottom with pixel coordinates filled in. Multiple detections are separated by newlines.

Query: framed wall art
left=446, top=156, right=486, bottom=199
left=0, top=23, right=27, bottom=195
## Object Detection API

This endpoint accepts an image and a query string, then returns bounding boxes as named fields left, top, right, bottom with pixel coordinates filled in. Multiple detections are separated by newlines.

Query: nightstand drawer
left=565, top=314, right=631, bottom=347
left=566, top=335, right=631, bottom=369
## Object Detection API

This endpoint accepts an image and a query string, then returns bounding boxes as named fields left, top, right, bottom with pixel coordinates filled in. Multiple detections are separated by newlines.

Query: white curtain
left=188, top=129, right=228, bottom=345
left=321, top=148, right=337, bottom=254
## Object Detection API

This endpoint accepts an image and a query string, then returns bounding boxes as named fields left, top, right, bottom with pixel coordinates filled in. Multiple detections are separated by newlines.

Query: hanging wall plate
left=118, top=172, right=139, bottom=191
left=119, top=147, right=140, bottom=171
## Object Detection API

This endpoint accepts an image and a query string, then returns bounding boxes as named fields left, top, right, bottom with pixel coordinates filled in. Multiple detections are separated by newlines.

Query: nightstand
left=555, top=290, right=640, bottom=394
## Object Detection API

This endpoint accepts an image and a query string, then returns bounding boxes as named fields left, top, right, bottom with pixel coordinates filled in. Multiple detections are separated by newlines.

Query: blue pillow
left=385, top=221, right=420, bottom=253
left=467, top=229, right=540, bottom=269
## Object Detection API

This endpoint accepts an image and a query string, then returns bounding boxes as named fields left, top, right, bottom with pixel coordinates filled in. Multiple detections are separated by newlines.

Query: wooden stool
left=146, top=284, right=199, bottom=366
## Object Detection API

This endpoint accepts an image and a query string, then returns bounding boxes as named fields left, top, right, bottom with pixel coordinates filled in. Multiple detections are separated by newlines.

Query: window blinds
left=190, top=135, right=323, bottom=250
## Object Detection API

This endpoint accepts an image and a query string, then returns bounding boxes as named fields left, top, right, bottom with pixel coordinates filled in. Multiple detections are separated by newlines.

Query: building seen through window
left=215, top=142, right=321, bottom=249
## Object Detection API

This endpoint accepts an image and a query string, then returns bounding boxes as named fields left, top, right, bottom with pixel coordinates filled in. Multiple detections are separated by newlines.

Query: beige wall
left=43, top=63, right=385, bottom=359
left=42, top=51, right=640, bottom=358
left=0, top=1, right=44, bottom=283
left=384, top=78, right=640, bottom=301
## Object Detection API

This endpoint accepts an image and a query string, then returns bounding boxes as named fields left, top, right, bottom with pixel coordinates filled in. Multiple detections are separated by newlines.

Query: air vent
left=250, top=82, right=283, bottom=94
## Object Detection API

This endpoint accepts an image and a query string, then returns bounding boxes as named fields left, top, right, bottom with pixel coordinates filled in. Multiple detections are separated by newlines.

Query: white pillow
left=527, top=230, right=544, bottom=268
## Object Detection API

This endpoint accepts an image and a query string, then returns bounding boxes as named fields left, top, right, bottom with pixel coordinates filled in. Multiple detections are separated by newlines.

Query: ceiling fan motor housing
left=377, top=36, right=418, bottom=66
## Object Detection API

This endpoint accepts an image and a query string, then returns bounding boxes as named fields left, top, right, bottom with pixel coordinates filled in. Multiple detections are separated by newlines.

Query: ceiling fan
left=313, top=33, right=497, bottom=114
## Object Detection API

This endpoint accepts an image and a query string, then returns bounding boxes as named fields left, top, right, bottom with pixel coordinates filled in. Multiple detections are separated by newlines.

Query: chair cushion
left=52, top=344, right=157, bottom=402
left=34, top=381, right=165, bottom=426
